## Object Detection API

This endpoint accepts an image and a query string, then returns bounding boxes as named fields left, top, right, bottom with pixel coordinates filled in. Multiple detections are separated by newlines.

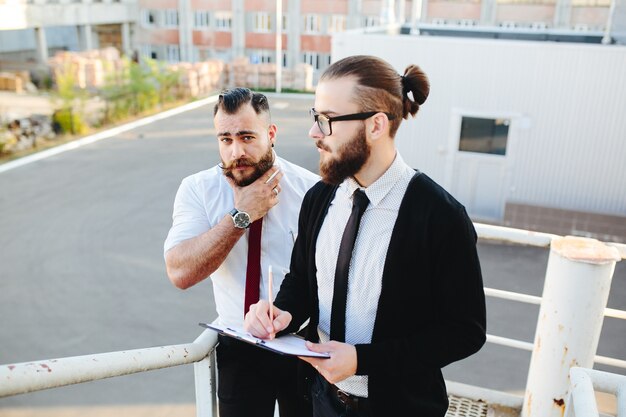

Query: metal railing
left=477, top=224, right=626, bottom=373
left=565, top=367, right=626, bottom=417
left=1, top=223, right=625, bottom=417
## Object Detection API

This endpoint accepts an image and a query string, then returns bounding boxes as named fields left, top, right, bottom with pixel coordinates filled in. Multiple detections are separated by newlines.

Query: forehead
left=214, top=103, right=268, bottom=132
left=314, top=76, right=359, bottom=115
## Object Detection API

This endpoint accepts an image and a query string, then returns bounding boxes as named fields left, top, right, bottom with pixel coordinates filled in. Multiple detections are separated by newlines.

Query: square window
left=459, top=117, right=509, bottom=155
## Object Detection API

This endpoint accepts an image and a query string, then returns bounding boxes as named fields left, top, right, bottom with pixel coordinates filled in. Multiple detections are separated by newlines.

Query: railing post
left=564, top=367, right=599, bottom=417
left=522, top=236, right=621, bottom=417
left=194, top=350, right=218, bottom=417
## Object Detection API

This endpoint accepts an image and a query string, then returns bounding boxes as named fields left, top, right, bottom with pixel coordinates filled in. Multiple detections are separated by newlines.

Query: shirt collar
left=344, top=152, right=409, bottom=207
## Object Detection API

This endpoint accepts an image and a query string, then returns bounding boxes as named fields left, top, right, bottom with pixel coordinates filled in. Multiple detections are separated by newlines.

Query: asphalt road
left=1, top=95, right=624, bottom=408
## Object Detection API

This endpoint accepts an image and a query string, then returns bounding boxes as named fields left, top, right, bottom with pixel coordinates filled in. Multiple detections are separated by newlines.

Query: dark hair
left=320, top=55, right=430, bottom=138
left=213, top=87, right=271, bottom=118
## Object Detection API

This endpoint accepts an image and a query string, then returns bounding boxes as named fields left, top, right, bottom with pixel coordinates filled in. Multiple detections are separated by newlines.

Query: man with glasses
left=244, top=56, right=487, bottom=417
left=164, top=88, right=318, bottom=417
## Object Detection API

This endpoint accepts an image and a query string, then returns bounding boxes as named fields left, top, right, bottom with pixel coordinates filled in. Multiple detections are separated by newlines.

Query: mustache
left=219, top=158, right=255, bottom=170
left=315, top=140, right=331, bottom=152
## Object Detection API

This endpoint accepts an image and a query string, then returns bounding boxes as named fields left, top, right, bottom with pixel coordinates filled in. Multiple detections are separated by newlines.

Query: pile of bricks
left=169, top=59, right=226, bottom=97
left=48, top=47, right=126, bottom=89
left=227, top=57, right=314, bottom=92
left=0, top=71, right=31, bottom=93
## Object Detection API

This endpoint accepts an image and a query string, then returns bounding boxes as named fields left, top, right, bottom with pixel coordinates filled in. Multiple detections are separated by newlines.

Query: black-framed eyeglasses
left=310, top=108, right=396, bottom=136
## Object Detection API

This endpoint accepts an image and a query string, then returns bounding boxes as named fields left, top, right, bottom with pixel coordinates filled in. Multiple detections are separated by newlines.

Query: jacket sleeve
left=354, top=205, right=487, bottom=377
left=273, top=184, right=317, bottom=334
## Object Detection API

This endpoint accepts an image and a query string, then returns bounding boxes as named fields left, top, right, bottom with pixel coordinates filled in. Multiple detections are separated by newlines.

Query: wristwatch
left=229, top=208, right=251, bottom=229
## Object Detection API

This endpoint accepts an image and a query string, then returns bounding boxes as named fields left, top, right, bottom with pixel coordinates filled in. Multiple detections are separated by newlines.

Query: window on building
left=459, top=117, right=510, bottom=155
left=250, top=49, right=273, bottom=64
left=215, top=12, right=233, bottom=30
left=140, top=44, right=158, bottom=60
left=166, top=45, right=180, bottom=63
left=303, top=15, right=321, bottom=33
left=302, top=52, right=321, bottom=69
left=496, top=0, right=556, bottom=4
left=141, top=9, right=158, bottom=27
left=282, top=14, right=288, bottom=32
left=571, top=0, right=610, bottom=5
left=253, top=12, right=272, bottom=32
left=163, top=10, right=179, bottom=28
left=195, top=11, right=211, bottom=28
left=328, top=15, right=346, bottom=33
left=214, top=49, right=231, bottom=62
left=363, top=16, right=379, bottom=27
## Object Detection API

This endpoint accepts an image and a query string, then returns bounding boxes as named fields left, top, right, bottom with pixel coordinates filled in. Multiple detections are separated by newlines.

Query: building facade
left=0, top=0, right=137, bottom=67
left=420, top=0, right=613, bottom=31
left=135, top=0, right=412, bottom=77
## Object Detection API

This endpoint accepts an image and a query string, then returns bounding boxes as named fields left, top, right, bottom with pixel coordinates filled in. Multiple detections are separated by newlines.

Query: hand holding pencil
left=243, top=265, right=293, bottom=340
left=268, top=265, right=274, bottom=336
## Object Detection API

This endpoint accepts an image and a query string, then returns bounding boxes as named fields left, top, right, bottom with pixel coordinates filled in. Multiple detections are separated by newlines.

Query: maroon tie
left=244, top=218, right=263, bottom=317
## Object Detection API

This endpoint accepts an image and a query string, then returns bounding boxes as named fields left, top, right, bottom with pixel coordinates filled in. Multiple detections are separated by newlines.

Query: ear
left=366, top=112, right=390, bottom=142
left=268, top=124, right=278, bottom=146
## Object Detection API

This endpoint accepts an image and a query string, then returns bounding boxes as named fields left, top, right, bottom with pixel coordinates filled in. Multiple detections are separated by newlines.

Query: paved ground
left=0, top=95, right=624, bottom=414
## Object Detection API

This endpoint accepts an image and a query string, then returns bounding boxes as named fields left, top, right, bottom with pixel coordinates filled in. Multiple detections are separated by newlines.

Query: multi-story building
left=1, top=0, right=619, bottom=75
left=136, top=0, right=618, bottom=77
left=420, top=0, right=614, bottom=32
left=0, top=0, right=137, bottom=67
left=136, top=0, right=413, bottom=76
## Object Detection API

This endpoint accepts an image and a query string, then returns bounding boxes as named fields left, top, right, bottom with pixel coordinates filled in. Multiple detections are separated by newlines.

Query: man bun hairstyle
left=401, top=64, right=429, bottom=118
left=213, top=87, right=270, bottom=118
left=321, top=55, right=430, bottom=138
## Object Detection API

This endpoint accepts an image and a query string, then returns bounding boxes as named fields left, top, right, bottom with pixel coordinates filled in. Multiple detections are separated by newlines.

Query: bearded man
left=164, top=88, right=318, bottom=417
left=244, top=56, right=487, bottom=417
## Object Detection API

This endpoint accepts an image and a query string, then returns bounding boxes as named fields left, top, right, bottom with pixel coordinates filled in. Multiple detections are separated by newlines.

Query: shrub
left=53, top=109, right=88, bottom=135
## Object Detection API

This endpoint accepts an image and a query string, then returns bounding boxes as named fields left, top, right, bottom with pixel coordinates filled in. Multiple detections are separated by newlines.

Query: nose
left=309, top=121, right=324, bottom=140
left=231, top=140, right=246, bottom=159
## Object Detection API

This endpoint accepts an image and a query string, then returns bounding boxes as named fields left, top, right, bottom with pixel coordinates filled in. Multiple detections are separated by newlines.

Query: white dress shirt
left=164, top=154, right=319, bottom=328
left=316, top=152, right=416, bottom=397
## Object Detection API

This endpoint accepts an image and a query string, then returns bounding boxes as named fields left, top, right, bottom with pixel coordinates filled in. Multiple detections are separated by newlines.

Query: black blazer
left=275, top=173, right=487, bottom=417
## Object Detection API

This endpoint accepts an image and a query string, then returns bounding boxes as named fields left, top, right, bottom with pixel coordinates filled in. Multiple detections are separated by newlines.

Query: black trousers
left=216, top=335, right=312, bottom=417
left=311, top=374, right=372, bottom=417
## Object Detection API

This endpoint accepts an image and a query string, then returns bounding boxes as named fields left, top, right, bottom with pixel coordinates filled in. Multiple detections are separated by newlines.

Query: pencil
left=265, top=168, right=280, bottom=184
left=268, top=265, right=274, bottom=324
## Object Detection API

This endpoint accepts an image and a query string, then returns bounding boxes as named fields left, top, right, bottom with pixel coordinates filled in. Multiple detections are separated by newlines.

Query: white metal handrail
left=484, top=287, right=626, bottom=370
left=0, top=223, right=624, bottom=417
left=0, top=330, right=217, bottom=398
left=565, top=367, right=626, bottom=417
left=476, top=223, right=626, bottom=374
left=485, top=287, right=626, bottom=320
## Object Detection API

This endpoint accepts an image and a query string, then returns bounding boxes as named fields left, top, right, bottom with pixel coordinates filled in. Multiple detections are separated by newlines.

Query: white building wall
left=0, top=2, right=137, bottom=31
left=0, top=27, right=79, bottom=54
left=332, top=33, right=626, bottom=216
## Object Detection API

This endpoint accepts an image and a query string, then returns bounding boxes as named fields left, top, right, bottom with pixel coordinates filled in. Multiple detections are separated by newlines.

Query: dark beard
left=318, top=126, right=370, bottom=185
left=222, top=146, right=274, bottom=186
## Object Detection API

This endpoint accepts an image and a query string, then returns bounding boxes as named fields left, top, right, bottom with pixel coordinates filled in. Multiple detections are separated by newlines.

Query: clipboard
left=199, top=322, right=330, bottom=358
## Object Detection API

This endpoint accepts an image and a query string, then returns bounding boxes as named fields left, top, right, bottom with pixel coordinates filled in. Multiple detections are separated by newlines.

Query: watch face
left=233, top=211, right=251, bottom=228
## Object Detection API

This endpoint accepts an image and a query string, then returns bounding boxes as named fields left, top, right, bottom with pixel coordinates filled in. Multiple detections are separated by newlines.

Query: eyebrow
left=312, top=108, right=339, bottom=117
left=217, top=130, right=258, bottom=137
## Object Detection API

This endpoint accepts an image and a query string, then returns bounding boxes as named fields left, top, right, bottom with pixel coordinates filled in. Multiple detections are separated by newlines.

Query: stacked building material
left=0, top=71, right=31, bottom=93
left=169, top=59, right=226, bottom=97
left=228, top=59, right=314, bottom=91
left=48, top=47, right=122, bottom=89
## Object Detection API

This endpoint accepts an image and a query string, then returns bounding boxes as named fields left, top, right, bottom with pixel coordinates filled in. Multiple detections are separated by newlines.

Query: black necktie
left=330, top=189, right=370, bottom=342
